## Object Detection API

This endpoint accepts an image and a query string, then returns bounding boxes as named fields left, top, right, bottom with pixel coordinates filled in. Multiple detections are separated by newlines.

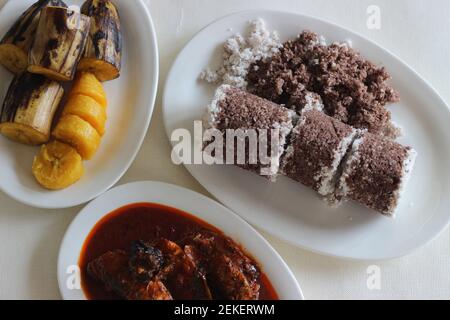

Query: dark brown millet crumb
left=247, top=31, right=400, bottom=137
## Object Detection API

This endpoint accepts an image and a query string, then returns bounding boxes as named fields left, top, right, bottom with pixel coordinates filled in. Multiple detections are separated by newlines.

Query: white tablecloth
left=0, top=0, right=448, bottom=300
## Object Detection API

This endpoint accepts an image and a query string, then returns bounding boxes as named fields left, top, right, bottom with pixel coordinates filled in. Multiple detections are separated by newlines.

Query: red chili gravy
left=79, top=202, right=279, bottom=300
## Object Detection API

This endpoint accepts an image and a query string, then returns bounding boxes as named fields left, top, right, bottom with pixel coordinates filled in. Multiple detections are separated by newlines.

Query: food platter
left=57, top=181, right=303, bottom=300
left=0, top=0, right=447, bottom=303
left=0, top=0, right=159, bottom=209
left=163, top=10, right=450, bottom=260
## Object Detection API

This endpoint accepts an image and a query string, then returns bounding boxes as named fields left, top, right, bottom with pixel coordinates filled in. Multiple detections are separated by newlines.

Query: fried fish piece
left=87, top=250, right=172, bottom=300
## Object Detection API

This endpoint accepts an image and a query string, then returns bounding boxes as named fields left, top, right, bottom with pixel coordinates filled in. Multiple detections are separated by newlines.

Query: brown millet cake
left=204, top=85, right=296, bottom=180
left=338, top=132, right=417, bottom=216
left=247, top=31, right=400, bottom=138
left=281, top=109, right=357, bottom=200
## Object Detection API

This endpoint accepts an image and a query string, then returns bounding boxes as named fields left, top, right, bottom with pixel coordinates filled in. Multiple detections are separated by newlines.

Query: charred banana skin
left=79, top=0, right=122, bottom=81
left=28, top=6, right=91, bottom=81
left=0, top=72, right=64, bottom=145
left=0, top=0, right=67, bottom=74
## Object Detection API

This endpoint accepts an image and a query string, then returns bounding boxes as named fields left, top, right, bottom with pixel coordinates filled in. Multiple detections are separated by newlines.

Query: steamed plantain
left=79, top=0, right=122, bottom=81
left=0, top=73, right=64, bottom=145
left=52, top=114, right=100, bottom=160
left=32, top=140, right=84, bottom=190
left=28, top=6, right=91, bottom=81
left=70, top=72, right=107, bottom=107
left=0, top=0, right=67, bottom=74
left=62, top=94, right=107, bottom=136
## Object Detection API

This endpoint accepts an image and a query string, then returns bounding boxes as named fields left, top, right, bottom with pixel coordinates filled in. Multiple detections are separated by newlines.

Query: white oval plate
left=0, top=0, right=159, bottom=209
left=163, top=10, right=450, bottom=260
left=57, top=181, right=303, bottom=300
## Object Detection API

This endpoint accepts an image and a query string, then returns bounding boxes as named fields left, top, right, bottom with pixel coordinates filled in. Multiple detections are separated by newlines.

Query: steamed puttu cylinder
left=280, top=109, right=358, bottom=202
left=338, top=132, right=417, bottom=217
left=204, top=85, right=296, bottom=180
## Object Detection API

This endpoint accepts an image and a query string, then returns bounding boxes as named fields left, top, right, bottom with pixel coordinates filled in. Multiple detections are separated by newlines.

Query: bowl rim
left=57, top=181, right=304, bottom=300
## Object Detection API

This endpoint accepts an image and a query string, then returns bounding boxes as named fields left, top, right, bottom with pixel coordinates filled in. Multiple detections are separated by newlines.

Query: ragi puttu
left=280, top=109, right=358, bottom=201
left=204, top=85, right=296, bottom=180
left=338, top=132, right=417, bottom=216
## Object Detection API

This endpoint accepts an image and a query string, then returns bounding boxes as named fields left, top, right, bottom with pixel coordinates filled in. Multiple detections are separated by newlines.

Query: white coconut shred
left=199, top=18, right=282, bottom=89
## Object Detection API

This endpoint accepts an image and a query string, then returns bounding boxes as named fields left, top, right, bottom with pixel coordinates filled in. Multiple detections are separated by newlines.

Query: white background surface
left=0, top=0, right=449, bottom=299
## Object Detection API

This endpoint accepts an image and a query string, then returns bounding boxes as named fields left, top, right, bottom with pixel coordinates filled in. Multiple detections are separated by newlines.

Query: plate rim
left=162, top=9, right=450, bottom=261
left=57, top=180, right=304, bottom=300
left=0, top=0, right=160, bottom=209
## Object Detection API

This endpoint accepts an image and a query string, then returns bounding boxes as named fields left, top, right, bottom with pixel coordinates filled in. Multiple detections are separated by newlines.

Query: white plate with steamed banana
left=0, top=0, right=159, bottom=209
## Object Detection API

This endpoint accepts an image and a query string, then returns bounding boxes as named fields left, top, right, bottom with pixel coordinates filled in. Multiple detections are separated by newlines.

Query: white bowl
left=0, top=0, right=159, bottom=209
left=57, top=181, right=303, bottom=300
